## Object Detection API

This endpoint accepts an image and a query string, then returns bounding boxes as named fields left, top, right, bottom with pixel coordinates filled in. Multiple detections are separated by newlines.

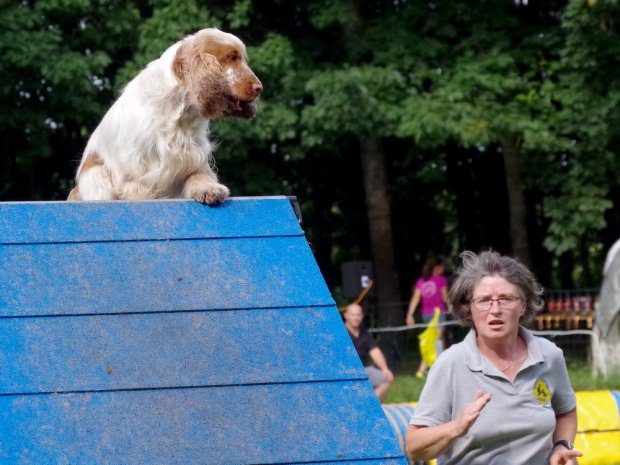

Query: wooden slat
left=0, top=236, right=333, bottom=316
left=0, top=197, right=301, bottom=245
left=0, top=381, right=403, bottom=465
left=0, top=307, right=364, bottom=395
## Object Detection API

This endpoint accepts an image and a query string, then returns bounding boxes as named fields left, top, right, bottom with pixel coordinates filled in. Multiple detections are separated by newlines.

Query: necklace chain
left=499, top=340, right=520, bottom=372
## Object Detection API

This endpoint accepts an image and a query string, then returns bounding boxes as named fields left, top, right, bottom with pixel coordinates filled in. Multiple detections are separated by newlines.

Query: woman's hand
left=406, top=390, right=491, bottom=461
left=453, top=390, right=492, bottom=437
left=551, top=409, right=581, bottom=465
left=549, top=447, right=582, bottom=465
left=406, top=313, right=415, bottom=326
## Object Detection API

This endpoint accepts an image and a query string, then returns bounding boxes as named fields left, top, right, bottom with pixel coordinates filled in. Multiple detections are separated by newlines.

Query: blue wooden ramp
left=0, top=197, right=406, bottom=465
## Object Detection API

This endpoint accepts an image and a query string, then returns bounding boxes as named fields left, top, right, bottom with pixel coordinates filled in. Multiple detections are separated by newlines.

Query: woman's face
left=470, top=275, right=525, bottom=344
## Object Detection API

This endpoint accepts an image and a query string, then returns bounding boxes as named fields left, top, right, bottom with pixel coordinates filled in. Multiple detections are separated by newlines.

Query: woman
left=406, top=251, right=582, bottom=465
left=406, top=257, right=449, bottom=377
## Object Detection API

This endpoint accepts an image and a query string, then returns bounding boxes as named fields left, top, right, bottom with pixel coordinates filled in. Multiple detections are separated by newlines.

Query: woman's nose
left=489, top=301, right=502, bottom=313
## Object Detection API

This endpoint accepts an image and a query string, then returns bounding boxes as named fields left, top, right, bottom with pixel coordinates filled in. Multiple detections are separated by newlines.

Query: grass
left=383, top=355, right=620, bottom=404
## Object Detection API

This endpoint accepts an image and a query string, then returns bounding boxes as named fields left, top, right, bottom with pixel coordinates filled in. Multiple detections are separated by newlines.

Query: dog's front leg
left=183, top=169, right=230, bottom=205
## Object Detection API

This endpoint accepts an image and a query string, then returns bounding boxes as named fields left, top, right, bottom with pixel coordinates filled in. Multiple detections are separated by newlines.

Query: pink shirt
left=415, top=275, right=447, bottom=316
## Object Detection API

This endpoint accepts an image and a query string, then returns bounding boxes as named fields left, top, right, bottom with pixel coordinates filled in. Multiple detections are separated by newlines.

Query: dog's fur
left=68, top=28, right=262, bottom=204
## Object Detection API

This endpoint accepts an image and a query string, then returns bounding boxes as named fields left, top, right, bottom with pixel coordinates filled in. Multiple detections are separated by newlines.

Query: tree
left=0, top=0, right=142, bottom=200
left=3, top=0, right=620, bottom=312
left=396, top=1, right=574, bottom=268
left=553, top=0, right=620, bottom=268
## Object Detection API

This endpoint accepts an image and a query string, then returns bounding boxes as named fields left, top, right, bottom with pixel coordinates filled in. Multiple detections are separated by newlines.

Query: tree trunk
left=359, top=137, right=402, bottom=363
left=501, top=136, right=532, bottom=267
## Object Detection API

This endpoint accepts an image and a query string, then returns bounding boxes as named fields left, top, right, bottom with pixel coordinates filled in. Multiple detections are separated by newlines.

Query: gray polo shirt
left=409, top=326, right=576, bottom=465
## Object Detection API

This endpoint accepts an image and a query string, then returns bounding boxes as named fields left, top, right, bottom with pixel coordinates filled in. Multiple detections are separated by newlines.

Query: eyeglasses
left=471, top=296, right=521, bottom=311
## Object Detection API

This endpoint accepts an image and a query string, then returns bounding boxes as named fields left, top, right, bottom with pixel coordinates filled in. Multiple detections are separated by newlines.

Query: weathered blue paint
left=0, top=307, right=364, bottom=394
left=0, top=197, right=407, bottom=465
left=0, top=382, right=397, bottom=465
left=0, top=237, right=333, bottom=315
left=0, top=197, right=301, bottom=244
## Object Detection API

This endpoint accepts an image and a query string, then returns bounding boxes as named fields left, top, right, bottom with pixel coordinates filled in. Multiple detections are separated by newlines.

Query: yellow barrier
left=383, top=390, right=620, bottom=465
left=575, top=391, right=620, bottom=465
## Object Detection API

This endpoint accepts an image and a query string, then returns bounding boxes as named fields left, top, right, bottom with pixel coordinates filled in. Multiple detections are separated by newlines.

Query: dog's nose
left=253, top=82, right=263, bottom=96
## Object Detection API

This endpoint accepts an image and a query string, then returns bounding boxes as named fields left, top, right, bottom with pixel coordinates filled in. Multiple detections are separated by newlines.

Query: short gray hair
left=448, top=250, right=544, bottom=325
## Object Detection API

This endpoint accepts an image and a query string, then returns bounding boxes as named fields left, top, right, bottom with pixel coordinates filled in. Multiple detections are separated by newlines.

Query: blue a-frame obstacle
left=0, top=197, right=406, bottom=465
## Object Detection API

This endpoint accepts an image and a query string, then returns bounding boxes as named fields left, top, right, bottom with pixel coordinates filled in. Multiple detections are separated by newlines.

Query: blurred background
left=2, top=0, right=620, bottom=364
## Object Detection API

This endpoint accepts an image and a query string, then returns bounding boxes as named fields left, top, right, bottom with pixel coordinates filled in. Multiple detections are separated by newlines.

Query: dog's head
left=172, top=28, right=262, bottom=119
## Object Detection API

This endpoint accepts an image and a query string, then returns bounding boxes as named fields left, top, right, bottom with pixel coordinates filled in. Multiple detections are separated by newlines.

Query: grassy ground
left=384, top=355, right=620, bottom=404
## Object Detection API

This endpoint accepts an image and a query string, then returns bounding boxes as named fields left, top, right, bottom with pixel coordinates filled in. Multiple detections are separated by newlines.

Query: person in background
left=406, top=250, right=582, bottom=465
left=343, top=303, right=394, bottom=402
left=406, top=257, right=449, bottom=377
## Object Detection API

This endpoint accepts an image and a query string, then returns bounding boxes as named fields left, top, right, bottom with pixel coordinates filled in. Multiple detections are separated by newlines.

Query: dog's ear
left=172, top=43, right=187, bottom=81
left=172, top=41, right=222, bottom=83
left=172, top=38, right=230, bottom=118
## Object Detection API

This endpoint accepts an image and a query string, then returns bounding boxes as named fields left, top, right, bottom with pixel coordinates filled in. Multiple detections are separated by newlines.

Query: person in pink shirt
left=406, top=257, right=449, bottom=377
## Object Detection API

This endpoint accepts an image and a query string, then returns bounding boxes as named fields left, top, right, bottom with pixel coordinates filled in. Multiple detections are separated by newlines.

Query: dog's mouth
left=227, top=97, right=257, bottom=119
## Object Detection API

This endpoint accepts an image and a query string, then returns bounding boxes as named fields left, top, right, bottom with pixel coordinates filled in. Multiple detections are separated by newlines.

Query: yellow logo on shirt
left=533, top=378, right=551, bottom=404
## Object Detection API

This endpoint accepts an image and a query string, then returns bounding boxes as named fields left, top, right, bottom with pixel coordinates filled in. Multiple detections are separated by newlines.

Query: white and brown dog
left=68, top=28, right=262, bottom=204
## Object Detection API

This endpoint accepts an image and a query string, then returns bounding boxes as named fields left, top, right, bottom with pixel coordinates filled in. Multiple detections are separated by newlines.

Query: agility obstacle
left=0, top=197, right=406, bottom=465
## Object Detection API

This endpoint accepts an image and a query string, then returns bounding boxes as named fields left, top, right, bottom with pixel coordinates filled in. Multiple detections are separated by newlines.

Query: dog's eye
left=226, top=53, right=238, bottom=62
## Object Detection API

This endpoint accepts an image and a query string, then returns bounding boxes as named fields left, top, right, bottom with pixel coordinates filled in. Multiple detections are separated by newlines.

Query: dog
left=68, top=28, right=262, bottom=204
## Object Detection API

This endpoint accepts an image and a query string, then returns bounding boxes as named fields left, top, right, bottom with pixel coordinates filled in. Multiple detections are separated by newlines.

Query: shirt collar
left=464, top=326, right=544, bottom=375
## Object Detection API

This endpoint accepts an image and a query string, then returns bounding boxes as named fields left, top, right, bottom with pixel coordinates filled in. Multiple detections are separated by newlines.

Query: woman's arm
left=406, top=289, right=421, bottom=326
left=441, top=286, right=449, bottom=305
left=549, top=408, right=582, bottom=465
left=406, top=390, right=492, bottom=461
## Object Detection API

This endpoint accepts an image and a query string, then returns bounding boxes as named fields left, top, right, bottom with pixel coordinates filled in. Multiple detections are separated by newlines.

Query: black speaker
left=341, top=261, right=375, bottom=299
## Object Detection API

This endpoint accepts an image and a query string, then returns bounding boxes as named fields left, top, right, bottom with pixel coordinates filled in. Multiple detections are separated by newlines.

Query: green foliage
left=302, top=66, right=405, bottom=145
left=114, top=0, right=219, bottom=87
left=226, top=0, right=252, bottom=29
left=3, top=0, right=620, bottom=289
left=544, top=186, right=612, bottom=255
left=249, top=33, right=295, bottom=78
left=0, top=0, right=142, bottom=198
left=307, top=0, right=357, bottom=29
left=393, top=0, right=620, bottom=267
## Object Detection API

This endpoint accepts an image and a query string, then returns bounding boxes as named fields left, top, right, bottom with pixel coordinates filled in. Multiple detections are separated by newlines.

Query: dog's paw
left=192, top=183, right=230, bottom=205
